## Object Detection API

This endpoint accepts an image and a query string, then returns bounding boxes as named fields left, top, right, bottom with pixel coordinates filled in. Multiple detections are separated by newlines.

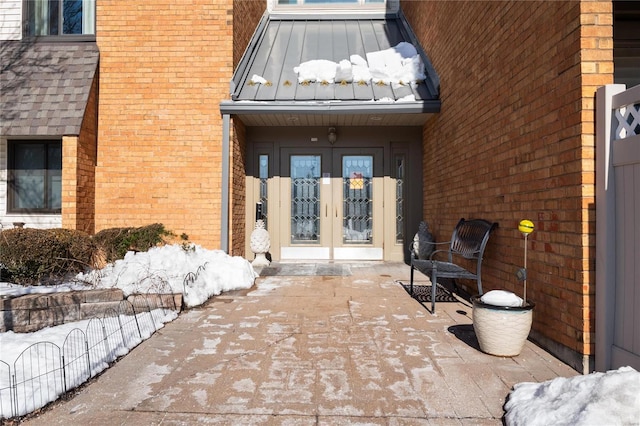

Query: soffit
left=0, top=41, right=99, bottom=137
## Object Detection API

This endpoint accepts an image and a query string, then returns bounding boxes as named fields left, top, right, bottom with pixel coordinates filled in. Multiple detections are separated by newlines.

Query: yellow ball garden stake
left=518, top=220, right=535, bottom=305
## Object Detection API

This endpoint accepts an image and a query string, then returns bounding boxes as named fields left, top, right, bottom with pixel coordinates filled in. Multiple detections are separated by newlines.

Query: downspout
left=221, top=114, right=230, bottom=253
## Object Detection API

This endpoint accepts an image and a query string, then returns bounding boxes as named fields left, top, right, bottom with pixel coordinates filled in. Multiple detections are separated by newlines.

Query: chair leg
left=431, top=268, right=438, bottom=314
left=452, top=279, right=460, bottom=294
left=410, top=265, right=415, bottom=295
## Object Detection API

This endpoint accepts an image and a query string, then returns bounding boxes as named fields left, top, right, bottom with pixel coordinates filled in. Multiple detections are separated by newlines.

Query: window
left=394, top=154, right=405, bottom=244
left=8, top=141, right=62, bottom=213
left=25, top=0, right=95, bottom=36
left=277, top=0, right=385, bottom=7
left=259, top=154, right=269, bottom=229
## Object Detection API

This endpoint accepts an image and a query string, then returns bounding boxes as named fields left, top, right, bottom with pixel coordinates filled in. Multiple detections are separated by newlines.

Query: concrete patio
left=25, top=262, right=577, bottom=425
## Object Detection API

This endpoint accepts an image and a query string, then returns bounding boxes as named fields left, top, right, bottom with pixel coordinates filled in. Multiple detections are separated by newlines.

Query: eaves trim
left=220, top=99, right=441, bottom=115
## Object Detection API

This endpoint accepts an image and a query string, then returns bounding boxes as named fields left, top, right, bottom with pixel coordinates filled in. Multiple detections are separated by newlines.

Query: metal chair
left=409, top=218, right=498, bottom=313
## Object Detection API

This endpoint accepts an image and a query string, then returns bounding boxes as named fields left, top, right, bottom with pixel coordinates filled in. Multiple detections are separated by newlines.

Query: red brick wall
left=62, top=74, right=98, bottom=234
left=578, top=1, right=613, bottom=368
left=233, top=0, right=267, bottom=67
left=230, top=119, right=247, bottom=256
left=401, top=0, right=612, bottom=371
left=95, top=0, right=234, bottom=248
left=230, top=0, right=266, bottom=256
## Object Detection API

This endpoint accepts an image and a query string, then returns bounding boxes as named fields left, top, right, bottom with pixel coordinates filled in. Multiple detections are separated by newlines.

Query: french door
left=245, top=134, right=419, bottom=262
left=279, top=148, right=384, bottom=260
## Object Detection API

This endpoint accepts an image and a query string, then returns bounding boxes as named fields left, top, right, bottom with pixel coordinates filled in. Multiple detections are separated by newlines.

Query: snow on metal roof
left=223, top=13, right=440, bottom=120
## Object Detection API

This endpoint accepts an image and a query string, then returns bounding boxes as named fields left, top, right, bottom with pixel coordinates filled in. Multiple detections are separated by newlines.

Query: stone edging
left=1, top=290, right=183, bottom=333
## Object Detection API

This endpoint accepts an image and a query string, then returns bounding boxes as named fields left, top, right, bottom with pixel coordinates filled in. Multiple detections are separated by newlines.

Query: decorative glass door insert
left=248, top=138, right=417, bottom=262
left=290, top=155, right=321, bottom=243
left=342, top=155, right=373, bottom=244
left=279, top=148, right=383, bottom=260
left=259, top=154, right=269, bottom=228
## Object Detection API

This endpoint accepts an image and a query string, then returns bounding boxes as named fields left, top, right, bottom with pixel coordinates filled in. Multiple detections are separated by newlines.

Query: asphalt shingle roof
left=0, top=41, right=99, bottom=137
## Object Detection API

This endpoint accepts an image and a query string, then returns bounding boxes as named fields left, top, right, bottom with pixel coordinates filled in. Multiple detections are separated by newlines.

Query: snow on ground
left=75, top=244, right=258, bottom=307
left=0, top=244, right=257, bottom=419
left=2, top=244, right=258, bottom=308
left=0, top=309, right=177, bottom=418
left=2, top=248, right=640, bottom=423
left=505, top=366, right=640, bottom=425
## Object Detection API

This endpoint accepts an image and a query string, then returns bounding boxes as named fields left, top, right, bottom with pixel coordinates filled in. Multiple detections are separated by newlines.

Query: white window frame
left=277, top=0, right=384, bottom=4
left=24, top=0, right=95, bottom=38
left=269, top=0, right=397, bottom=14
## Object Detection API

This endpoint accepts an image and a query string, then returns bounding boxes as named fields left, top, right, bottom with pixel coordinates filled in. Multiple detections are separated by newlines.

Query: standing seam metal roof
left=222, top=12, right=440, bottom=117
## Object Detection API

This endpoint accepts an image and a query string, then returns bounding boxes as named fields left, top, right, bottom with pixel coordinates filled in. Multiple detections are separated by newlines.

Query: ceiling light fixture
left=328, top=127, right=337, bottom=145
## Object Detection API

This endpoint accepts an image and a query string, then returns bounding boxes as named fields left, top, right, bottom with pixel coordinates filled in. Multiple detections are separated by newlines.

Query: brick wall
left=230, top=0, right=266, bottom=256
left=400, top=0, right=612, bottom=372
left=95, top=0, right=234, bottom=248
left=577, top=1, right=613, bottom=370
left=61, top=135, right=78, bottom=229
left=231, top=119, right=247, bottom=256
left=233, top=0, right=267, bottom=68
left=62, top=74, right=98, bottom=234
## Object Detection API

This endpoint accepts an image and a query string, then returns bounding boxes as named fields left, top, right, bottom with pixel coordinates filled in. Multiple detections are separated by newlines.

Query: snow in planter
left=480, top=289, right=524, bottom=307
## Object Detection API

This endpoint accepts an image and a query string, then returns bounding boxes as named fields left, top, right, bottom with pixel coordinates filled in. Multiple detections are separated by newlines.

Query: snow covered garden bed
left=0, top=244, right=257, bottom=420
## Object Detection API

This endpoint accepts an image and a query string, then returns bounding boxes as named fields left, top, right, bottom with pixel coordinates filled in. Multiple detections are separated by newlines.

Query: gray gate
left=596, top=84, right=640, bottom=371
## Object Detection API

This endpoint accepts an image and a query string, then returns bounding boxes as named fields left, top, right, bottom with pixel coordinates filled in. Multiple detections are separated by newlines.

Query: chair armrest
left=409, top=240, right=450, bottom=258
left=429, top=248, right=451, bottom=260
left=447, top=248, right=483, bottom=261
left=460, top=249, right=482, bottom=260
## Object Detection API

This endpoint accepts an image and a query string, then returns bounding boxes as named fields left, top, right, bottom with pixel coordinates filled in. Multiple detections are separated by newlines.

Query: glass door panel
left=290, top=155, right=321, bottom=244
left=342, top=155, right=373, bottom=244
left=280, top=149, right=331, bottom=260
left=394, top=154, right=405, bottom=243
left=333, top=149, right=383, bottom=260
left=279, top=148, right=383, bottom=260
left=258, top=154, right=269, bottom=227
left=250, top=141, right=412, bottom=262
left=383, top=147, right=409, bottom=261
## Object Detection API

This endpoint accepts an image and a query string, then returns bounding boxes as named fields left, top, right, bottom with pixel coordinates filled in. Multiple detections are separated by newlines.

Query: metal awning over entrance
left=220, top=11, right=441, bottom=126
left=218, top=11, right=440, bottom=255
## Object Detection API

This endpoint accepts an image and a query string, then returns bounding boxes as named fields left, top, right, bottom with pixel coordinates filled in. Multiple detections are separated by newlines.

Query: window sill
left=23, top=35, right=96, bottom=43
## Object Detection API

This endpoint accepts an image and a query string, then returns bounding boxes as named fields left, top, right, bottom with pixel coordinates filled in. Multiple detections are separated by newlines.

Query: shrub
left=0, top=223, right=175, bottom=286
left=92, top=223, right=174, bottom=263
left=0, top=228, right=96, bottom=285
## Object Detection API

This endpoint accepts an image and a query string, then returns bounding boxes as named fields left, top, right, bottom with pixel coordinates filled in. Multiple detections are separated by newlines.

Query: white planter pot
left=471, top=296, right=535, bottom=357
